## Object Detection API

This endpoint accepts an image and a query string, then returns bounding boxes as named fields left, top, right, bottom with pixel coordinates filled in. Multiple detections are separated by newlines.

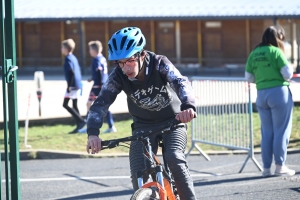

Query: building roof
left=14, top=0, right=300, bottom=21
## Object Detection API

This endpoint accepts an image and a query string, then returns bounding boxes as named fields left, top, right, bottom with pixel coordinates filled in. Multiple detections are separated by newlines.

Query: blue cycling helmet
left=108, top=27, right=146, bottom=60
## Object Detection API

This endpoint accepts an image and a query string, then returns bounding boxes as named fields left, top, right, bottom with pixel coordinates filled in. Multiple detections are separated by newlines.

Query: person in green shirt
left=245, top=25, right=294, bottom=177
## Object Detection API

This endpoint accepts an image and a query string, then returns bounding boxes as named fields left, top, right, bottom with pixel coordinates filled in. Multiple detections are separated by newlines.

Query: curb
left=1, top=150, right=129, bottom=160
left=2, top=148, right=299, bottom=161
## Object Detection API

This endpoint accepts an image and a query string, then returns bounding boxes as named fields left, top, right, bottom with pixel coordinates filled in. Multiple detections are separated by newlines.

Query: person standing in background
left=245, top=25, right=295, bottom=177
left=78, top=40, right=117, bottom=133
left=61, top=39, right=86, bottom=134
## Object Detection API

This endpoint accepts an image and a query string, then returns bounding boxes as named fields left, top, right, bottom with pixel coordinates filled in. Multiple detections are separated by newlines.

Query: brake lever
left=107, top=140, right=119, bottom=149
left=101, top=140, right=110, bottom=147
left=100, top=140, right=119, bottom=150
left=101, top=146, right=108, bottom=150
left=170, top=124, right=185, bottom=131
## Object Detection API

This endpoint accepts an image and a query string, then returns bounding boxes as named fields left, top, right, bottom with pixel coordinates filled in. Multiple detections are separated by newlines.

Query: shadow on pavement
left=193, top=175, right=262, bottom=186
left=56, top=189, right=133, bottom=200
left=290, top=187, right=300, bottom=193
left=189, top=169, right=219, bottom=176
left=63, top=173, right=110, bottom=187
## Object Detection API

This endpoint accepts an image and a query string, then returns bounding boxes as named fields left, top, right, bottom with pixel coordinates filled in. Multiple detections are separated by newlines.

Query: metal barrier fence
left=186, top=77, right=262, bottom=173
left=1, top=0, right=21, bottom=199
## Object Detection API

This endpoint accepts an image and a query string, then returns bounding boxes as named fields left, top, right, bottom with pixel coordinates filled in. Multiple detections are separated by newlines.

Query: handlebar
left=100, top=111, right=197, bottom=150
left=100, top=119, right=183, bottom=150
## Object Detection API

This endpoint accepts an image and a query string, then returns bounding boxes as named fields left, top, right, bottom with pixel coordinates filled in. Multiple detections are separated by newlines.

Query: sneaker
left=78, top=127, right=87, bottom=134
left=102, top=126, right=117, bottom=134
left=68, top=121, right=86, bottom=134
left=274, top=165, right=295, bottom=177
left=262, top=168, right=272, bottom=178
left=69, top=127, right=79, bottom=134
left=77, top=121, right=86, bottom=130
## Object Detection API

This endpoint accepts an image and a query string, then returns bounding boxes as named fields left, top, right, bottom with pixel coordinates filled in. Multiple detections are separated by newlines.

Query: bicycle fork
left=137, top=137, right=165, bottom=189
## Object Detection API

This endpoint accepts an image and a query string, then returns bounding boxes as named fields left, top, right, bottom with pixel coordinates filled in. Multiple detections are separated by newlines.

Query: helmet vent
left=126, top=39, right=134, bottom=50
left=134, top=31, right=139, bottom=36
left=120, top=36, right=127, bottom=50
left=116, top=30, right=121, bottom=35
left=108, top=44, right=113, bottom=54
left=137, top=37, right=144, bottom=47
left=124, top=30, right=128, bottom=33
left=112, top=38, right=118, bottom=51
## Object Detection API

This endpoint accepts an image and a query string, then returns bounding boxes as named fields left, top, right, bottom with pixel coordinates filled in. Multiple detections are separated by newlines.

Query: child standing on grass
left=61, top=39, right=86, bottom=134
left=78, top=40, right=116, bottom=133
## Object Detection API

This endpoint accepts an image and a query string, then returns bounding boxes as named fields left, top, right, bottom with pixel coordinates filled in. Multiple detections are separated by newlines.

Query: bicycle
left=100, top=119, right=183, bottom=200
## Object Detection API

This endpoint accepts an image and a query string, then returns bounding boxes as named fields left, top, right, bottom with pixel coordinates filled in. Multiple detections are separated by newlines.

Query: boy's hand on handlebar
left=176, top=108, right=195, bottom=123
left=87, top=135, right=102, bottom=154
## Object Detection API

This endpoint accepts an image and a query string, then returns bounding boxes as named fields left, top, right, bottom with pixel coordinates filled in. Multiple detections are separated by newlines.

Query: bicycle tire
left=130, top=188, right=160, bottom=200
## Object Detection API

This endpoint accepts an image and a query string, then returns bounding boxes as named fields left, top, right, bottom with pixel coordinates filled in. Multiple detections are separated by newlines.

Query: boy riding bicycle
left=86, top=27, right=197, bottom=200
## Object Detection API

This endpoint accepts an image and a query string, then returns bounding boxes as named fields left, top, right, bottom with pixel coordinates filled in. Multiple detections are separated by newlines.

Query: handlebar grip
left=174, top=111, right=197, bottom=124
left=101, top=140, right=110, bottom=147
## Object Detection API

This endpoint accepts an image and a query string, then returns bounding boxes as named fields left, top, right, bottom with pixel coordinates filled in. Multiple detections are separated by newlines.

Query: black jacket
left=87, top=51, right=196, bottom=136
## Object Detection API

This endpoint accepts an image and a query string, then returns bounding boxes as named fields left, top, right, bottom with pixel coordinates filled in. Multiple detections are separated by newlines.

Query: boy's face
left=117, top=54, right=145, bottom=79
left=61, top=45, right=69, bottom=55
left=89, top=47, right=97, bottom=57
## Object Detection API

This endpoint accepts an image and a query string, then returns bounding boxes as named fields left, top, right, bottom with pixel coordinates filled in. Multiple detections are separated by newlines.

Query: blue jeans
left=105, top=111, right=114, bottom=128
left=256, top=86, right=293, bottom=168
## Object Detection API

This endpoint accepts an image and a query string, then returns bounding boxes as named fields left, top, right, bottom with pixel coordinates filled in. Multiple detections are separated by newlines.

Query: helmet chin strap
left=135, top=53, right=144, bottom=78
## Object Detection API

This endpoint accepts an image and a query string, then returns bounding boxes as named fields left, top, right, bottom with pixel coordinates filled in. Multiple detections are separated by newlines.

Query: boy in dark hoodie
left=86, top=27, right=197, bottom=200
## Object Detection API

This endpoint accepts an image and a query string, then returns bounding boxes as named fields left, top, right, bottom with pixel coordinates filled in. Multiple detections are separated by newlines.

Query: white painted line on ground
left=191, top=173, right=221, bottom=177
left=2, top=176, right=129, bottom=183
left=2, top=174, right=216, bottom=183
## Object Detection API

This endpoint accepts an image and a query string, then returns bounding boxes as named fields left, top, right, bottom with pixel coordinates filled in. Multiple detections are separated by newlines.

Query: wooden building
left=2, top=0, right=300, bottom=70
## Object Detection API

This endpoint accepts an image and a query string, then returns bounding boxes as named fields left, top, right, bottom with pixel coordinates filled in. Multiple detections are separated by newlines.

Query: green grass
left=14, top=120, right=133, bottom=154
left=0, top=107, right=299, bottom=154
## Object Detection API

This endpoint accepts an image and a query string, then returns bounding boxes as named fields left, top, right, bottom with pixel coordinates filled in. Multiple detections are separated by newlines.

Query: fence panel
left=187, top=77, right=262, bottom=173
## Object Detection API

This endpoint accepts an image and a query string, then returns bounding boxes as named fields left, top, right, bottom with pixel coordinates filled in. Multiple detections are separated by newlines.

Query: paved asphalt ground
left=2, top=153, right=300, bottom=200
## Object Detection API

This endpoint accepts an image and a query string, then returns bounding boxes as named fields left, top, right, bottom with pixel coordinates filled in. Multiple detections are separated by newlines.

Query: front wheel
left=130, top=188, right=160, bottom=200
